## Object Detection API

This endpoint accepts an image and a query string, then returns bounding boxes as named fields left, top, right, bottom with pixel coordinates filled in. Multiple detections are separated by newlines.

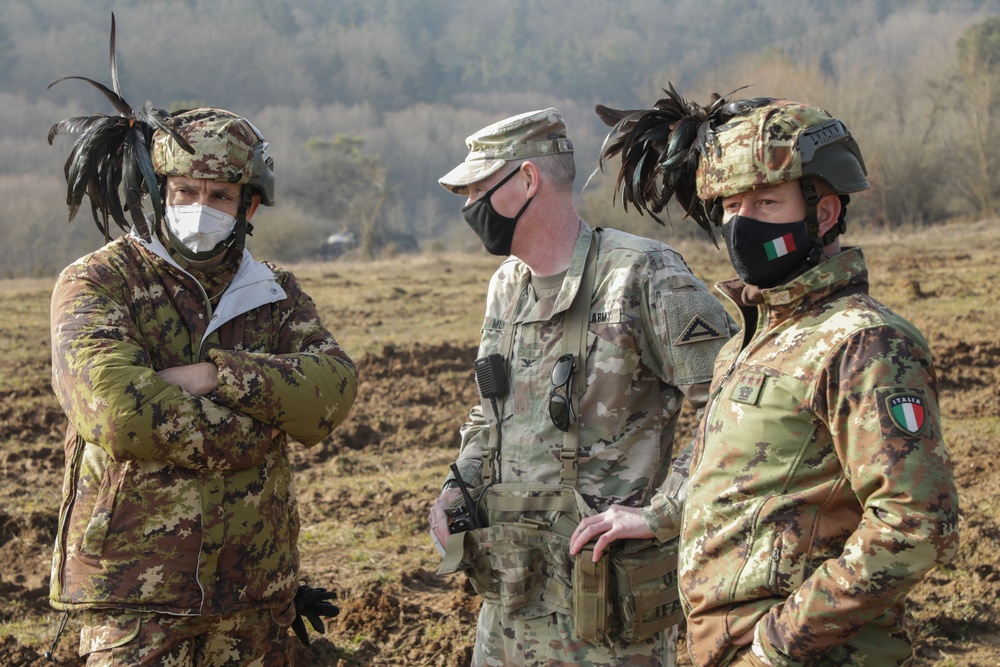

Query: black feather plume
left=595, top=83, right=756, bottom=246
left=47, top=14, right=193, bottom=243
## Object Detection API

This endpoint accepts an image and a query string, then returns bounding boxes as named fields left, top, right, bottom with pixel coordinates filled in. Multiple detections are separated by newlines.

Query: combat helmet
left=150, top=108, right=275, bottom=261
left=596, top=87, right=869, bottom=256
left=695, top=100, right=868, bottom=201
left=152, top=108, right=275, bottom=207
left=696, top=100, right=868, bottom=252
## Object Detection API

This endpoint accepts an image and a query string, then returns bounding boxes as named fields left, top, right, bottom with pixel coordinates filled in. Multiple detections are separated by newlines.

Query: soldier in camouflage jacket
left=429, top=109, right=732, bottom=666
left=595, top=94, right=959, bottom=666
left=683, top=243, right=958, bottom=667
left=49, top=108, right=357, bottom=664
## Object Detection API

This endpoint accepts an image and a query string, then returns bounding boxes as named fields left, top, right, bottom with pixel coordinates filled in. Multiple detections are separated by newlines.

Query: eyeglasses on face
left=548, top=353, right=575, bottom=432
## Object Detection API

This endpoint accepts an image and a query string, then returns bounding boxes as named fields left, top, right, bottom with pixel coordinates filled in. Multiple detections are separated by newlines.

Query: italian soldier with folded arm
left=45, top=18, right=356, bottom=665
left=427, top=108, right=734, bottom=666
left=595, top=88, right=960, bottom=667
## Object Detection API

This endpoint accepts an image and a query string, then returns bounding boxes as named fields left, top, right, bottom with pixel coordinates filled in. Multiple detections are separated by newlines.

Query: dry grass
left=1, top=219, right=998, bottom=665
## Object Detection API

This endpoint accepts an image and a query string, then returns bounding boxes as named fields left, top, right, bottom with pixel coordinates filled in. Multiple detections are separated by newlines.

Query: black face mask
left=722, top=215, right=811, bottom=288
left=462, top=167, right=533, bottom=256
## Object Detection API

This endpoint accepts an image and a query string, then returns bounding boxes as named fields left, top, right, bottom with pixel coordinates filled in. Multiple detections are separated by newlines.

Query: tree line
left=1, top=0, right=998, bottom=277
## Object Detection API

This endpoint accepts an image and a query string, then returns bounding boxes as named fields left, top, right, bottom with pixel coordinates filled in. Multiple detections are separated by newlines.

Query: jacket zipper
left=768, top=535, right=783, bottom=594
left=54, top=434, right=86, bottom=595
left=697, top=301, right=772, bottom=611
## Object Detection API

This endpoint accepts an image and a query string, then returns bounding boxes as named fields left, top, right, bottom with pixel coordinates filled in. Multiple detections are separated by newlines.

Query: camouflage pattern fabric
left=153, top=108, right=259, bottom=184
left=448, top=223, right=733, bottom=664
left=49, top=221, right=358, bottom=618
left=473, top=601, right=677, bottom=667
left=78, top=606, right=294, bottom=666
left=454, top=484, right=589, bottom=617
left=462, top=510, right=576, bottom=617
left=680, top=247, right=960, bottom=667
left=728, top=647, right=771, bottom=667
left=439, top=107, right=575, bottom=194
left=696, top=101, right=841, bottom=201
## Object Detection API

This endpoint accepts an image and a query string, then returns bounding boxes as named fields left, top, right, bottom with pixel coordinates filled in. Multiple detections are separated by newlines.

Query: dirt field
left=1, top=219, right=998, bottom=666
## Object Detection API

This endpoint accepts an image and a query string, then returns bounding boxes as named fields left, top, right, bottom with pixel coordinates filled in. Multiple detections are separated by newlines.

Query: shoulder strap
left=560, top=229, right=600, bottom=486
left=485, top=273, right=529, bottom=483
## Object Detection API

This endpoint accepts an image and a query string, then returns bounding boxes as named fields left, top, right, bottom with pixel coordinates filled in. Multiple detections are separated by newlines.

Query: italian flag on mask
left=764, top=233, right=797, bottom=260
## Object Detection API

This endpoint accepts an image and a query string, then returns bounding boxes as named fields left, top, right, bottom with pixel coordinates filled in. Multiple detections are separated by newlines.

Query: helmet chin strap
left=800, top=177, right=847, bottom=266
left=227, top=186, right=254, bottom=258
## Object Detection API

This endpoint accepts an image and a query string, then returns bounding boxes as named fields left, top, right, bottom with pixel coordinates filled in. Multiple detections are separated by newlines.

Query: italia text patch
left=885, top=392, right=927, bottom=435
left=876, top=387, right=932, bottom=437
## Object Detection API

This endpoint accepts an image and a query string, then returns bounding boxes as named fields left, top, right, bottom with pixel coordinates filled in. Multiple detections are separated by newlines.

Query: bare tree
left=952, top=17, right=1000, bottom=219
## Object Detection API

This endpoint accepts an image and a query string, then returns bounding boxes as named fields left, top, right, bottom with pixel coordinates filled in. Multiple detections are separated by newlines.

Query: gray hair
left=508, top=152, right=576, bottom=192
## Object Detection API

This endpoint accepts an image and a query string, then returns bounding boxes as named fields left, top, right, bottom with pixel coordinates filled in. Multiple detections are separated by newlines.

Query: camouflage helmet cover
left=695, top=99, right=869, bottom=201
left=152, top=107, right=275, bottom=206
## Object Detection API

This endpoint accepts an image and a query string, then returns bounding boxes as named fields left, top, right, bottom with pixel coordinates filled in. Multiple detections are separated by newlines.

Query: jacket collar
left=549, top=222, right=594, bottom=316
left=131, top=220, right=286, bottom=327
left=716, top=246, right=869, bottom=313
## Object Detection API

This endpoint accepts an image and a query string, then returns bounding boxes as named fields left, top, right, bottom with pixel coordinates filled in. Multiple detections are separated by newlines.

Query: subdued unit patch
left=674, top=315, right=727, bottom=346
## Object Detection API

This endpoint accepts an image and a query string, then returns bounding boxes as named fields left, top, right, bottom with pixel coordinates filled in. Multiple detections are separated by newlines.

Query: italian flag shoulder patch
left=885, top=391, right=927, bottom=435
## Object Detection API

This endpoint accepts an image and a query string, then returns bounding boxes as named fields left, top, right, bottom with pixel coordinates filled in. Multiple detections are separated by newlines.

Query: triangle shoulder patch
left=674, top=315, right=727, bottom=346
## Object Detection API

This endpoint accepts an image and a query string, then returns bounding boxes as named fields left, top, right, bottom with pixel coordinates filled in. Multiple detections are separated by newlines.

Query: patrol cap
left=439, top=108, right=575, bottom=194
left=696, top=99, right=868, bottom=201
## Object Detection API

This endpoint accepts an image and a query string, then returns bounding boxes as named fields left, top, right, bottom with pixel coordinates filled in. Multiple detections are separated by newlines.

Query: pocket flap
left=80, top=612, right=141, bottom=656
left=437, top=530, right=471, bottom=574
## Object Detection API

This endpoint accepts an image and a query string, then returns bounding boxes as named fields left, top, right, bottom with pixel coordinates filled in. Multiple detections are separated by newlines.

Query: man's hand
left=569, top=505, right=654, bottom=561
left=158, top=363, right=280, bottom=438
left=428, top=487, right=462, bottom=553
left=158, top=362, right=219, bottom=396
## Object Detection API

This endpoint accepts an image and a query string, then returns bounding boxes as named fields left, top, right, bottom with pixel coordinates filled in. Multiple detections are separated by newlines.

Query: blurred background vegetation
left=2, top=0, right=999, bottom=277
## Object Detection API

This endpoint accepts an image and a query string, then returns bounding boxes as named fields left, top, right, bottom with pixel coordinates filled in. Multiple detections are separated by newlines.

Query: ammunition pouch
left=573, top=545, right=612, bottom=643
left=572, top=536, right=682, bottom=644
left=438, top=483, right=682, bottom=643
left=610, top=536, right=683, bottom=642
left=438, top=483, right=593, bottom=619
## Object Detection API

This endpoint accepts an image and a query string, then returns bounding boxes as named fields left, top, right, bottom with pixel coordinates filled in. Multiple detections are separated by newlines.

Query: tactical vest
left=438, top=231, right=682, bottom=644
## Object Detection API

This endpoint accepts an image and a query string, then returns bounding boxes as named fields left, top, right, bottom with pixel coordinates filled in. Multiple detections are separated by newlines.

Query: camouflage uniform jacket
left=680, top=247, right=959, bottom=667
left=450, top=223, right=731, bottom=541
left=49, top=226, right=357, bottom=616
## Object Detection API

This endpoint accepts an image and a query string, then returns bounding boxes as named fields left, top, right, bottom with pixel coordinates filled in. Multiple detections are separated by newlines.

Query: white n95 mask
left=165, top=204, right=238, bottom=254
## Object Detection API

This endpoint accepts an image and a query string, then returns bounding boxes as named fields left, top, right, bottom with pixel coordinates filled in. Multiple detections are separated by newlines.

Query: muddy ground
left=1, top=222, right=999, bottom=665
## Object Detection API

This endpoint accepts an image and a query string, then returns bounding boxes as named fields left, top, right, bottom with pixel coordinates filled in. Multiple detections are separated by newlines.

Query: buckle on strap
left=559, top=448, right=579, bottom=485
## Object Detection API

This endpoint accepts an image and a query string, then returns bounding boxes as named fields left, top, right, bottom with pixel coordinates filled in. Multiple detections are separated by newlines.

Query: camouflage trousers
left=472, top=601, right=676, bottom=667
left=78, top=605, right=295, bottom=666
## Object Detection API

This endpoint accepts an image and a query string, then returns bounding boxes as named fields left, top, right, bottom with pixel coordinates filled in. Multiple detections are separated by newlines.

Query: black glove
left=291, top=583, right=340, bottom=646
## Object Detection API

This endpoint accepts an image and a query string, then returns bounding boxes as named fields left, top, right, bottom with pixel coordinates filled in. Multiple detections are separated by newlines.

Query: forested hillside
left=1, top=0, right=998, bottom=276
